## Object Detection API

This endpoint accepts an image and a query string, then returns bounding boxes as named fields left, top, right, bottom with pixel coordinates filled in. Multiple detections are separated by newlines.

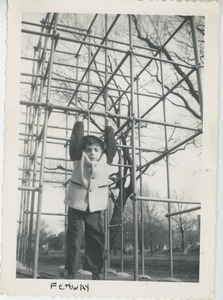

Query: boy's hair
left=83, top=135, right=105, bottom=150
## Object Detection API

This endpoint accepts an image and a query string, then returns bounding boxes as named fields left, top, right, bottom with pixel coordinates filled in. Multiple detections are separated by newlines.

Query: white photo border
left=1, top=0, right=221, bottom=299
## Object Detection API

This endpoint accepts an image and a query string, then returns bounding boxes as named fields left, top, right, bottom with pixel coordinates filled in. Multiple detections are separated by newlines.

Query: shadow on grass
left=16, top=250, right=199, bottom=282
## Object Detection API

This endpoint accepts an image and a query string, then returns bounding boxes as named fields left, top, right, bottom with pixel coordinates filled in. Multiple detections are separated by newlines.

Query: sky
left=18, top=13, right=203, bottom=235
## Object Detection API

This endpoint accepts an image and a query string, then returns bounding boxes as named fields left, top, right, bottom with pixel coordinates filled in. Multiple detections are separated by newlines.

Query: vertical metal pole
left=22, top=107, right=29, bottom=264
left=18, top=105, right=29, bottom=262
left=129, top=14, right=138, bottom=281
left=75, top=55, right=79, bottom=121
left=107, top=207, right=110, bottom=271
left=120, top=151, right=124, bottom=272
left=137, top=79, right=144, bottom=275
left=65, top=112, right=69, bottom=227
left=159, top=52, right=173, bottom=278
left=190, top=17, right=203, bottom=121
left=167, top=176, right=173, bottom=278
left=23, top=46, right=37, bottom=265
left=64, top=111, right=69, bottom=276
left=104, top=13, right=109, bottom=280
left=26, top=46, right=39, bottom=267
left=86, top=28, right=91, bottom=134
left=27, top=31, right=48, bottom=268
left=33, top=14, right=58, bottom=278
left=104, top=211, right=108, bottom=279
left=17, top=192, right=24, bottom=260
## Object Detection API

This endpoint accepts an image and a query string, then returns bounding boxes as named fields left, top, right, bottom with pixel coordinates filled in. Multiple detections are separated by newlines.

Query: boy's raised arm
left=69, top=121, right=84, bottom=161
left=104, top=125, right=116, bottom=164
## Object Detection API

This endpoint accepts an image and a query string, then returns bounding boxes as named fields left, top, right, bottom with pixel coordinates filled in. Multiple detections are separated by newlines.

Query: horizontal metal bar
left=117, top=143, right=164, bottom=153
left=21, top=78, right=132, bottom=95
left=135, top=116, right=200, bottom=132
left=19, top=132, right=37, bottom=137
left=19, top=178, right=67, bottom=184
left=135, top=17, right=190, bottom=81
left=20, top=100, right=130, bottom=120
left=26, top=211, right=67, bottom=216
left=22, top=20, right=88, bottom=33
left=22, top=29, right=129, bottom=55
left=21, top=29, right=52, bottom=38
left=18, top=186, right=39, bottom=191
left=22, top=29, right=194, bottom=69
left=19, top=154, right=70, bottom=162
left=21, top=78, right=160, bottom=99
left=20, top=132, right=69, bottom=142
left=21, top=77, right=159, bottom=99
left=141, top=67, right=197, bottom=119
left=19, top=154, right=133, bottom=168
left=20, top=101, right=200, bottom=132
left=19, top=138, right=65, bottom=146
left=19, top=169, right=71, bottom=176
left=21, top=73, right=42, bottom=78
left=107, top=224, right=122, bottom=228
left=134, top=51, right=195, bottom=69
left=22, top=19, right=154, bottom=52
left=135, top=196, right=201, bottom=205
left=165, top=206, right=201, bottom=218
left=20, top=122, right=72, bottom=131
left=50, top=22, right=88, bottom=32
left=137, top=130, right=202, bottom=173
left=22, top=21, right=46, bottom=29
left=56, top=25, right=155, bottom=53
left=89, top=51, right=130, bottom=110
left=24, top=47, right=78, bottom=58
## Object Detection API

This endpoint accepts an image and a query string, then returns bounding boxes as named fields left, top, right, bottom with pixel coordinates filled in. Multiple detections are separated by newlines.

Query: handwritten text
left=50, top=282, right=90, bottom=292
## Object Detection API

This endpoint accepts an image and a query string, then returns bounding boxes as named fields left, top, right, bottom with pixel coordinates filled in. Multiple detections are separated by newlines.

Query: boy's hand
left=105, top=117, right=112, bottom=127
left=80, top=111, right=89, bottom=121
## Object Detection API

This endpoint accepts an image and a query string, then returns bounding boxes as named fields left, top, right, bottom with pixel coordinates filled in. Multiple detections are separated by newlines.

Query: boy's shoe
left=92, top=273, right=100, bottom=280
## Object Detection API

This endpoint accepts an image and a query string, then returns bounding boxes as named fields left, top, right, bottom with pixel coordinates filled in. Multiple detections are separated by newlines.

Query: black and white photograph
left=1, top=0, right=220, bottom=299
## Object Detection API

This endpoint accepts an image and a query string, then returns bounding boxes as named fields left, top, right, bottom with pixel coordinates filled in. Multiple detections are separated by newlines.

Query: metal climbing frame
left=18, top=13, right=203, bottom=280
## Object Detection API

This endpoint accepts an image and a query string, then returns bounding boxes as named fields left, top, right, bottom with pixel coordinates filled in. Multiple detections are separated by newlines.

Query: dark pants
left=65, top=207, right=105, bottom=275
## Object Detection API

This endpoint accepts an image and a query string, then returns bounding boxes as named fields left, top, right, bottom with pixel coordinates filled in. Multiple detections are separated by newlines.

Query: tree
left=36, top=219, right=51, bottom=248
left=169, top=191, right=200, bottom=252
left=21, top=14, right=204, bottom=250
left=57, top=14, right=203, bottom=249
left=144, top=201, right=166, bottom=254
left=121, top=187, right=169, bottom=254
left=47, top=232, right=65, bottom=250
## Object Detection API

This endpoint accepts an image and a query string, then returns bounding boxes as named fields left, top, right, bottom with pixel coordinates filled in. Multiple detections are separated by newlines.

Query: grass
left=17, top=249, right=199, bottom=282
left=110, top=252, right=199, bottom=282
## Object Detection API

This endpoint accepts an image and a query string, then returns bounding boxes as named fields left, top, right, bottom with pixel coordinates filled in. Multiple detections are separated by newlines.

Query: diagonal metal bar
left=108, top=16, right=191, bottom=112
left=89, top=51, right=130, bottom=110
left=138, top=130, right=202, bottom=173
left=140, top=66, right=196, bottom=118
left=76, top=14, right=98, bottom=57
left=67, top=14, right=121, bottom=107
left=165, top=206, right=201, bottom=218
left=108, top=130, right=202, bottom=188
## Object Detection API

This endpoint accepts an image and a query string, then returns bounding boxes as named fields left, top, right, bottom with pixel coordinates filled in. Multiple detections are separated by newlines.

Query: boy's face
left=84, top=144, right=103, bottom=161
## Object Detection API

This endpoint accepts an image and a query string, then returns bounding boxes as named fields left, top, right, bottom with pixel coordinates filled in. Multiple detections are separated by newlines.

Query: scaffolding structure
left=18, top=13, right=203, bottom=280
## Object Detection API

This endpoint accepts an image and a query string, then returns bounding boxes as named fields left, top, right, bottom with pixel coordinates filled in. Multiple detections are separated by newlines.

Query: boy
left=64, top=120, right=116, bottom=280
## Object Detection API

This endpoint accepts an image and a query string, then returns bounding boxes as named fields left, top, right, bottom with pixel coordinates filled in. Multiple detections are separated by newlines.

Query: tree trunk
left=180, top=227, right=185, bottom=252
left=109, top=185, right=132, bottom=250
left=150, top=241, right=154, bottom=255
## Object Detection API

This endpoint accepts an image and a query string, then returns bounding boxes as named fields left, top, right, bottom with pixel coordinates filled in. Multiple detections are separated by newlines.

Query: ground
left=16, top=249, right=199, bottom=282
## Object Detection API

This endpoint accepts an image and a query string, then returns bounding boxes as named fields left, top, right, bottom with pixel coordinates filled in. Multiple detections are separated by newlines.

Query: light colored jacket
left=64, top=152, right=109, bottom=212
left=64, top=121, right=116, bottom=212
